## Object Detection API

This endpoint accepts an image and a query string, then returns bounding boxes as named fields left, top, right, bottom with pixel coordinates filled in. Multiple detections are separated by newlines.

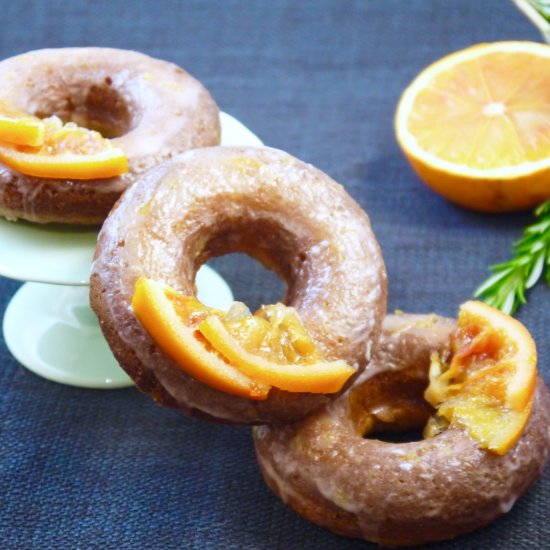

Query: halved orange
left=395, top=42, right=550, bottom=212
left=0, top=115, right=127, bottom=179
left=424, top=300, right=537, bottom=454
left=0, top=100, right=45, bottom=147
left=131, top=277, right=355, bottom=399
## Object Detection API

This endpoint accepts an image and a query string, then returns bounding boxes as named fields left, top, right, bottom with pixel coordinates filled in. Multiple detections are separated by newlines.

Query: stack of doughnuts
left=2, top=48, right=548, bottom=546
left=89, top=144, right=550, bottom=545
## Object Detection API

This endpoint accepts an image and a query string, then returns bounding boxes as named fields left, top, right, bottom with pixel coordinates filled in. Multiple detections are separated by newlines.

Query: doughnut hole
left=349, top=369, right=436, bottom=443
left=29, top=74, right=137, bottom=138
left=206, top=253, right=286, bottom=312
left=191, top=216, right=314, bottom=312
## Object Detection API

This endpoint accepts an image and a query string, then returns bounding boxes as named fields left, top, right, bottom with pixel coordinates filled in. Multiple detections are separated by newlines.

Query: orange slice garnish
left=0, top=100, right=45, bottom=147
left=424, top=300, right=537, bottom=454
left=131, top=277, right=355, bottom=399
left=395, top=41, right=550, bottom=211
left=0, top=115, right=127, bottom=179
left=132, top=277, right=269, bottom=400
left=199, top=315, right=354, bottom=393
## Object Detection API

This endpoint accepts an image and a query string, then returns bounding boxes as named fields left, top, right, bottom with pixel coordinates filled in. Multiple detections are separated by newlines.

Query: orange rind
left=132, top=277, right=269, bottom=400
left=0, top=99, right=45, bottom=147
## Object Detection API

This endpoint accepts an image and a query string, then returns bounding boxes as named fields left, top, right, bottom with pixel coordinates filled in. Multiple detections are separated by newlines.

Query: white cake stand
left=0, top=112, right=263, bottom=388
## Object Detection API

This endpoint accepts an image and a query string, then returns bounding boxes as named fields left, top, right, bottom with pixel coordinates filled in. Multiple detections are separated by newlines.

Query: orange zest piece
left=0, top=113, right=127, bottom=179
left=131, top=277, right=355, bottom=399
left=395, top=41, right=550, bottom=211
left=198, top=315, right=354, bottom=393
left=0, top=100, right=45, bottom=147
left=132, top=277, right=269, bottom=400
left=424, top=300, right=537, bottom=455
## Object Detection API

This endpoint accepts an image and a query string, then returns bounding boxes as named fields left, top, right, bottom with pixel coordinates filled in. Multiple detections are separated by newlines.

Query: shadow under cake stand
left=0, top=112, right=262, bottom=388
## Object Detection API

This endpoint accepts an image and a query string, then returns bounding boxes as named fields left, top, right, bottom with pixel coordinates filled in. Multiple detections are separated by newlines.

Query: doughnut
left=253, top=313, right=550, bottom=546
left=0, top=47, right=220, bottom=225
left=89, top=146, right=387, bottom=424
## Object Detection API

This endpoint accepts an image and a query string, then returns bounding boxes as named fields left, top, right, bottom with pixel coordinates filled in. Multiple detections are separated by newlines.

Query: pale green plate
left=0, top=220, right=97, bottom=285
left=0, top=112, right=262, bottom=388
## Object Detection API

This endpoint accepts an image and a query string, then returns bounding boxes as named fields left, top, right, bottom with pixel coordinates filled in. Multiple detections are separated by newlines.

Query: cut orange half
left=131, top=277, right=355, bottom=399
left=0, top=100, right=45, bottom=147
left=0, top=116, right=127, bottom=179
left=424, top=300, right=537, bottom=454
left=395, top=41, right=550, bottom=211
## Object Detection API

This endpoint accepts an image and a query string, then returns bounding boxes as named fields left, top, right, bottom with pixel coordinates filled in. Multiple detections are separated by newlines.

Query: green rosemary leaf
left=529, top=1, right=550, bottom=24
left=474, top=198, right=550, bottom=314
left=473, top=268, right=515, bottom=297
left=526, top=251, right=545, bottom=288
left=536, top=197, right=550, bottom=216
left=502, top=291, right=518, bottom=316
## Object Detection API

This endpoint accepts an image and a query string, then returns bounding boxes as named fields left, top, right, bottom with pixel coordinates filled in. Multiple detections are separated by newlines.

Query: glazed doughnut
left=253, top=313, right=550, bottom=546
left=0, top=47, right=220, bottom=225
left=90, top=146, right=387, bottom=424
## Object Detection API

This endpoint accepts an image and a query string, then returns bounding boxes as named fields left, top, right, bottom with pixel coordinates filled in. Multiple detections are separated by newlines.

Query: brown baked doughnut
left=90, top=146, right=387, bottom=424
left=253, top=313, right=550, bottom=546
left=0, top=47, right=220, bottom=225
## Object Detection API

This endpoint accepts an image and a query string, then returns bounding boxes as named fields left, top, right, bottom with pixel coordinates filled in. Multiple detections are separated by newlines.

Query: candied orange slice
left=132, top=278, right=269, bottom=400
left=0, top=115, right=127, bottom=179
left=199, top=315, right=354, bottom=393
left=0, top=100, right=45, bottom=147
left=131, top=277, right=355, bottom=398
left=424, top=300, right=537, bottom=454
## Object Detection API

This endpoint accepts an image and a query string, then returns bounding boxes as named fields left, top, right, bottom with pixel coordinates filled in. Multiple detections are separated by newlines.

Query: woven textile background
left=1, top=1, right=549, bottom=548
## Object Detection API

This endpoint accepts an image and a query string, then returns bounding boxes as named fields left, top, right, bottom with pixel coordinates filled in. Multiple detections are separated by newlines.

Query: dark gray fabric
left=1, top=1, right=549, bottom=548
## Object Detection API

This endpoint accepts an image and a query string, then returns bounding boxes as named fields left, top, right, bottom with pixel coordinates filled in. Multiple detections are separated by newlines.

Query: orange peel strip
left=0, top=116, right=45, bottom=147
left=0, top=144, right=128, bottom=179
left=458, top=301, right=537, bottom=411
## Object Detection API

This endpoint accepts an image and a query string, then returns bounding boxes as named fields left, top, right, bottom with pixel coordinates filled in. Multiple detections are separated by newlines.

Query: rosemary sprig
left=474, top=199, right=550, bottom=315
left=528, top=0, right=550, bottom=23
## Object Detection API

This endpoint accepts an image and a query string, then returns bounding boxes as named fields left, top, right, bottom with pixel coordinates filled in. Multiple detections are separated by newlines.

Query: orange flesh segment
left=408, top=50, right=550, bottom=169
left=131, top=277, right=354, bottom=398
left=198, top=315, right=355, bottom=393
left=131, top=278, right=269, bottom=400
left=0, top=114, right=127, bottom=179
left=424, top=301, right=537, bottom=455
left=223, top=303, right=321, bottom=365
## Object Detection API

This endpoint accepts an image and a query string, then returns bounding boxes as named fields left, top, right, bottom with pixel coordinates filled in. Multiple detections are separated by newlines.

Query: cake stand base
left=3, top=266, right=233, bottom=389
